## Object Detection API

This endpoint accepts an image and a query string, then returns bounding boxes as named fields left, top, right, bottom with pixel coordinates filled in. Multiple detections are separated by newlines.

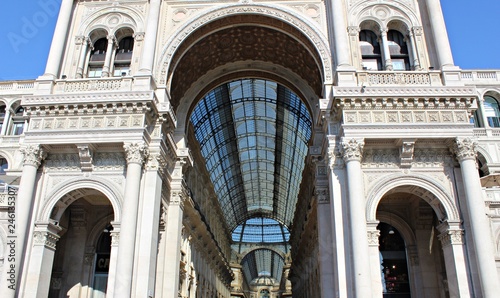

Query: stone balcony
left=52, top=77, right=135, bottom=94
left=0, top=80, right=36, bottom=95
left=356, top=70, right=442, bottom=87
left=461, top=70, right=500, bottom=85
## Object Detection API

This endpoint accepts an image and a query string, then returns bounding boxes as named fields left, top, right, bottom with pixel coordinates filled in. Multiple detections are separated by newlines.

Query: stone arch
left=86, top=214, right=115, bottom=250
left=359, top=19, right=383, bottom=32
left=376, top=211, right=417, bottom=247
left=387, top=19, right=411, bottom=35
left=482, top=89, right=500, bottom=101
left=0, top=149, right=14, bottom=170
left=156, top=2, right=332, bottom=87
left=39, top=177, right=123, bottom=223
left=79, top=6, right=144, bottom=38
left=238, top=245, right=287, bottom=262
left=350, top=2, right=420, bottom=28
left=366, top=173, right=460, bottom=222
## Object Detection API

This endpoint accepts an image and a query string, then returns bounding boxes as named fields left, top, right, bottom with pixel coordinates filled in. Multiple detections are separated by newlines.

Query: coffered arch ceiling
left=167, top=14, right=325, bottom=112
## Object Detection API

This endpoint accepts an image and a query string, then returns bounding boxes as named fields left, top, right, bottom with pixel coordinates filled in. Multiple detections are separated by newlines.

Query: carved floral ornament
left=123, top=142, right=149, bottom=165
left=21, top=144, right=47, bottom=167
left=341, top=138, right=365, bottom=162
left=451, top=137, right=477, bottom=161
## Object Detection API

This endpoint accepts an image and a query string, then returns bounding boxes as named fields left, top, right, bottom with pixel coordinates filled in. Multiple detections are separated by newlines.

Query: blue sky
left=0, top=0, right=498, bottom=80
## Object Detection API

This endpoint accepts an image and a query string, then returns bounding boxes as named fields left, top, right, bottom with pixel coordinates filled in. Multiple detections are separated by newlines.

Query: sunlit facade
left=1, top=0, right=500, bottom=297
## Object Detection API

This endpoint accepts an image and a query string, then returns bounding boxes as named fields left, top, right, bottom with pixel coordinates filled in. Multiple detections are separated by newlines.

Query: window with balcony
left=113, top=36, right=134, bottom=77
left=387, top=30, right=410, bottom=71
left=10, top=106, right=25, bottom=135
left=88, top=38, right=107, bottom=78
left=484, top=96, right=500, bottom=127
left=359, top=30, right=382, bottom=70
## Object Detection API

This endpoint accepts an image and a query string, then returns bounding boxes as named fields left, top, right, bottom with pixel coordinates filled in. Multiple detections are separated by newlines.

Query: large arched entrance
left=26, top=187, right=118, bottom=298
left=166, top=9, right=326, bottom=296
left=375, top=184, right=467, bottom=298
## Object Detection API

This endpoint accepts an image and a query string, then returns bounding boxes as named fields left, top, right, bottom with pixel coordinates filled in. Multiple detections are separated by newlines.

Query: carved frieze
left=45, top=153, right=80, bottom=171
left=413, top=148, right=454, bottom=167
left=343, top=110, right=469, bottom=124
left=29, top=115, right=146, bottom=132
left=362, top=148, right=399, bottom=168
left=93, top=152, right=126, bottom=171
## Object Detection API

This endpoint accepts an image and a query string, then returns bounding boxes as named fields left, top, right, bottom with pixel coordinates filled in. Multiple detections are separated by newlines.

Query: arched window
left=88, top=38, right=107, bottom=78
left=359, top=30, right=382, bottom=70
left=484, top=96, right=500, bottom=127
left=260, top=289, right=270, bottom=298
left=10, top=106, right=25, bottom=135
left=0, top=105, right=6, bottom=133
left=113, top=36, right=134, bottom=77
left=0, top=158, right=8, bottom=175
left=387, top=30, right=410, bottom=71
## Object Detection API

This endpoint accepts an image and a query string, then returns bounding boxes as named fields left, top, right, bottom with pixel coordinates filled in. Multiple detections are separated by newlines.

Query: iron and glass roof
left=190, top=78, right=312, bottom=285
left=232, top=218, right=290, bottom=244
left=241, top=249, right=284, bottom=287
left=190, top=79, right=312, bottom=230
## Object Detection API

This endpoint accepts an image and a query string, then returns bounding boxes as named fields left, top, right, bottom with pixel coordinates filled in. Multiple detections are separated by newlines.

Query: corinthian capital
left=21, top=144, right=47, bottom=168
left=124, top=142, right=149, bottom=165
left=341, top=138, right=364, bottom=162
left=451, top=137, right=477, bottom=161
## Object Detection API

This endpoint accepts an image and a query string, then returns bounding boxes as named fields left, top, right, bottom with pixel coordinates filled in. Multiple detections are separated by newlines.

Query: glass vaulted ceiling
left=190, top=79, right=312, bottom=232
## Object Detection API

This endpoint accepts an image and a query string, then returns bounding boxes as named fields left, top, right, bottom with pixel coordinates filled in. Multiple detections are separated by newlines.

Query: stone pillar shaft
left=44, top=0, right=73, bottom=78
left=341, top=138, right=373, bottom=297
left=453, top=138, right=500, bottom=297
left=114, top=143, right=148, bottom=297
left=437, top=222, right=471, bottom=298
left=23, top=223, right=61, bottom=298
left=408, top=31, right=421, bottom=70
left=0, top=145, right=45, bottom=298
left=102, top=36, right=115, bottom=77
left=330, top=0, right=351, bottom=68
left=138, top=0, right=162, bottom=73
left=1, top=109, right=12, bottom=135
left=76, top=37, right=90, bottom=79
left=379, top=30, right=393, bottom=71
left=424, top=0, right=454, bottom=68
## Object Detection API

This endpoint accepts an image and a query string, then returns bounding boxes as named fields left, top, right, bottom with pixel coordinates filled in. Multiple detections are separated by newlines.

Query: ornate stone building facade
left=0, top=0, right=500, bottom=297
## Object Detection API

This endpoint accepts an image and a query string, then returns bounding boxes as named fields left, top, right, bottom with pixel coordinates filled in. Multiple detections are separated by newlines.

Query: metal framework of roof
left=241, top=248, right=285, bottom=287
left=190, top=78, right=312, bottom=285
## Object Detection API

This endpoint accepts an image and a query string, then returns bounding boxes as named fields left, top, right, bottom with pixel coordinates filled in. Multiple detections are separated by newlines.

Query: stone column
left=379, top=29, right=393, bottom=71
left=407, top=30, right=421, bottom=70
left=101, top=35, right=116, bottom=77
left=134, top=152, right=166, bottom=297
left=315, top=186, right=335, bottom=298
left=106, top=222, right=120, bottom=298
left=43, top=0, right=73, bottom=78
left=367, top=222, right=383, bottom=298
left=347, top=26, right=361, bottom=69
left=451, top=138, right=500, bottom=297
left=0, top=108, right=12, bottom=135
left=23, top=222, right=61, bottom=298
left=113, top=143, right=148, bottom=297
left=0, top=145, right=46, bottom=298
left=437, top=220, right=471, bottom=298
left=341, top=138, right=373, bottom=297
left=138, top=0, right=162, bottom=73
left=76, top=36, right=90, bottom=79
left=161, top=156, right=190, bottom=298
left=477, top=97, right=489, bottom=128
left=327, top=138, right=348, bottom=298
left=423, top=0, right=454, bottom=68
left=329, top=0, right=351, bottom=68
left=161, top=190, right=186, bottom=297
